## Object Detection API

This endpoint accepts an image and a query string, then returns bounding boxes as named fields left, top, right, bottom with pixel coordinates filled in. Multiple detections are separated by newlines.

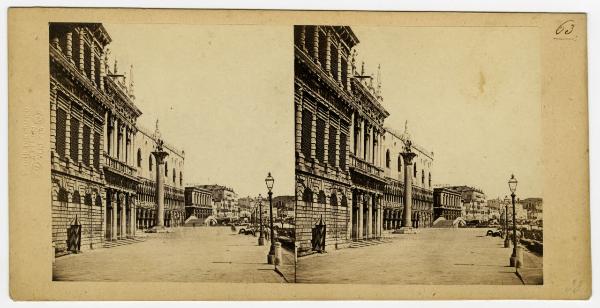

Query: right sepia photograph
left=293, top=25, right=543, bottom=285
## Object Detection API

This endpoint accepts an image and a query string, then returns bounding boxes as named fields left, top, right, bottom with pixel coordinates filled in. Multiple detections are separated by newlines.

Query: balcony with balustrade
left=349, top=153, right=385, bottom=182
left=104, top=155, right=136, bottom=177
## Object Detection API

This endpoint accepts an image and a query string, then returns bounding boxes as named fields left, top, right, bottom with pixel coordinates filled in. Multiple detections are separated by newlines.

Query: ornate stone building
left=50, top=23, right=186, bottom=255
left=294, top=25, right=436, bottom=256
left=382, top=128, right=434, bottom=229
left=50, top=23, right=141, bottom=253
left=135, top=126, right=186, bottom=229
left=294, top=25, right=357, bottom=256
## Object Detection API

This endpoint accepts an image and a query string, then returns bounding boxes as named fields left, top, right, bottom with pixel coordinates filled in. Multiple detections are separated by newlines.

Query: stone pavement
left=297, top=228, right=542, bottom=285
left=53, top=226, right=285, bottom=283
left=275, top=247, right=296, bottom=283
left=517, top=249, right=543, bottom=285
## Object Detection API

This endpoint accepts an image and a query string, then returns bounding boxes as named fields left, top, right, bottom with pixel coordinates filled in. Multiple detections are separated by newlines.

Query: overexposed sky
left=103, top=23, right=542, bottom=199
left=353, top=26, right=542, bottom=199
left=104, top=24, right=294, bottom=197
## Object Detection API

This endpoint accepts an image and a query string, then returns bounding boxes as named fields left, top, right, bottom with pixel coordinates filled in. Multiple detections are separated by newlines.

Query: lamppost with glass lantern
left=508, top=174, right=522, bottom=268
left=258, top=194, right=264, bottom=246
left=503, top=195, right=510, bottom=248
left=265, top=172, right=277, bottom=264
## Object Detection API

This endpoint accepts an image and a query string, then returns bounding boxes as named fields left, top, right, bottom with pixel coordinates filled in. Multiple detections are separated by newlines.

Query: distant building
left=445, top=186, right=487, bottom=221
left=433, top=188, right=462, bottom=221
left=272, top=196, right=296, bottom=219
left=509, top=201, right=528, bottom=221
left=486, top=198, right=505, bottom=221
left=237, top=196, right=256, bottom=219
left=184, top=186, right=213, bottom=222
left=195, top=185, right=238, bottom=218
left=520, top=198, right=543, bottom=221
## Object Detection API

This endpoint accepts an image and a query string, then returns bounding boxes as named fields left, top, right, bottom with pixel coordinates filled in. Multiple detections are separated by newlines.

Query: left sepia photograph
left=49, top=22, right=295, bottom=283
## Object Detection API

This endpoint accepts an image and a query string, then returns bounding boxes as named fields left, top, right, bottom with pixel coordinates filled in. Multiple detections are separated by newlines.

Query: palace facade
left=382, top=128, right=435, bottom=230
left=50, top=23, right=185, bottom=255
left=294, top=25, right=435, bottom=256
left=135, top=126, right=186, bottom=230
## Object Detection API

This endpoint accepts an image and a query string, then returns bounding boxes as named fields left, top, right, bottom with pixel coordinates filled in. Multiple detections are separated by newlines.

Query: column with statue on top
left=395, top=121, right=418, bottom=234
left=148, top=119, right=170, bottom=233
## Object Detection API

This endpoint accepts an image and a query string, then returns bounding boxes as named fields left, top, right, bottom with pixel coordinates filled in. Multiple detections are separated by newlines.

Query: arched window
left=422, top=170, right=425, bottom=184
left=341, top=194, right=348, bottom=207
left=413, top=163, right=417, bottom=177
left=149, top=155, right=153, bottom=171
left=55, top=187, right=67, bottom=204
left=95, top=195, right=103, bottom=206
left=72, top=190, right=81, bottom=204
left=180, top=172, right=183, bottom=186
left=318, top=190, right=326, bottom=204
left=303, top=187, right=313, bottom=203
left=385, top=150, right=390, bottom=168
left=428, top=172, right=432, bottom=188
left=84, top=194, right=93, bottom=206
left=137, top=149, right=142, bottom=167
left=173, top=169, right=176, bottom=183
left=330, top=193, right=338, bottom=207
left=397, top=155, right=402, bottom=172
left=165, top=162, right=168, bottom=177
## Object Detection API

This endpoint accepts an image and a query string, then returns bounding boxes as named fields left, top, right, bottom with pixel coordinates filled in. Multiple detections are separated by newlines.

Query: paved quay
left=297, top=228, right=541, bottom=285
left=53, top=226, right=284, bottom=283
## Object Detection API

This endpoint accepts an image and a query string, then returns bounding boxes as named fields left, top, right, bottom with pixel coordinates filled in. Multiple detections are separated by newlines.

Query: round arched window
left=385, top=150, right=390, bottom=168
left=137, top=149, right=142, bottom=167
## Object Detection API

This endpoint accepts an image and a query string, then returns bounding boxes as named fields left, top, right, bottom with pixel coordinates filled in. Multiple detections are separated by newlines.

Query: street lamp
left=508, top=174, right=521, bottom=268
left=258, top=194, right=264, bottom=246
left=503, top=195, right=510, bottom=248
left=265, top=172, right=276, bottom=264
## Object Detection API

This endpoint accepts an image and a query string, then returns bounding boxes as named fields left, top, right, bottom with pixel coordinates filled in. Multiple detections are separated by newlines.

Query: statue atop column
left=147, top=118, right=169, bottom=233
left=153, top=119, right=164, bottom=151
left=401, top=120, right=413, bottom=153
left=395, top=120, right=418, bottom=234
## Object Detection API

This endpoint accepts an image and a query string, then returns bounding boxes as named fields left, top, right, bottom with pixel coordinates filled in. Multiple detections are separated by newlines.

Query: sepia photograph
left=6, top=7, right=591, bottom=301
left=48, top=22, right=295, bottom=283
left=293, top=25, right=543, bottom=284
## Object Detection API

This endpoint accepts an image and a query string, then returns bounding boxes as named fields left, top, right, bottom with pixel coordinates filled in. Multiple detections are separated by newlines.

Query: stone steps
left=349, top=238, right=391, bottom=248
left=102, top=237, right=146, bottom=248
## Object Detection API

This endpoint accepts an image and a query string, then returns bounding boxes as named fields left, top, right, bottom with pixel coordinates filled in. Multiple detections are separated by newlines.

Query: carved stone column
left=357, top=193, right=363, bottom=240
left=152, top=147, right=169, bottom=230
left=397, top=150, right=417, bottom=234
left=66, top=31, right=73, bottom=62
left=367, top=194, right=373, bottom=239
left=295, top=88, right=303, bottom=156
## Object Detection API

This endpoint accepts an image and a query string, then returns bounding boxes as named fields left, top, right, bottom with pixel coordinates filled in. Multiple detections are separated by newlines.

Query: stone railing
left=350, top=154, right=383, bottom=178
left=104, top=155, right=135, bottom=176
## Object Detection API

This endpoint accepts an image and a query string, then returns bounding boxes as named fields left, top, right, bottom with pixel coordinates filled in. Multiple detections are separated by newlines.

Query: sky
left=353, top=26, right=542, bottom=199
left=102, top=23, right=542, bottom=200
left=104, top=24, right=294, bottom=197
